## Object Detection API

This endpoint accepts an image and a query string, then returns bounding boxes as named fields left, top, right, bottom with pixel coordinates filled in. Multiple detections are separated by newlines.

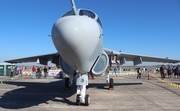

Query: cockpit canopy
left=79, top=10, right=95, bottom=18
left=62, top=9, right=102, bottom=28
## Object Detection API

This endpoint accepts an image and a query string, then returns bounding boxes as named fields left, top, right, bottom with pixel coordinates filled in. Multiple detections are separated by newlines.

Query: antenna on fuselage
left=70, top=0, right=78, bottom=15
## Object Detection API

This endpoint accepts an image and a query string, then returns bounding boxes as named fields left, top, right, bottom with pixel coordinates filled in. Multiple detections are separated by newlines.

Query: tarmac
left=0, top=73, right=180, bottom=111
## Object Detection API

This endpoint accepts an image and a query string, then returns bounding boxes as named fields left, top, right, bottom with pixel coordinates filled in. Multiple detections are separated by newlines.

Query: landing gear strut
left=65, top=78, right=70, bottom=89
left=105, top=72, right=114, bottom=90
left=76, top=73, right=90, bottom=106
left=65, top=77, right=73, bottom=89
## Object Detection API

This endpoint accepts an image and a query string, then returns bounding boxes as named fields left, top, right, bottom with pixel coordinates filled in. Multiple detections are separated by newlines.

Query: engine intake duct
left=91, top=50, right=109, bottom=76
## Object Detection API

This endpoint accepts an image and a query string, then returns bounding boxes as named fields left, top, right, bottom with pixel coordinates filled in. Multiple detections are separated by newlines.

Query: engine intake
left=59, top=57, right=75, bottom=75
left=91, top=50, right=109, bottom=76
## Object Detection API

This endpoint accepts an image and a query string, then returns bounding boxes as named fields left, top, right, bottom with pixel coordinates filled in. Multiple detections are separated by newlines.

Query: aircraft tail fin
left=70, top=0, right=78, bottom=15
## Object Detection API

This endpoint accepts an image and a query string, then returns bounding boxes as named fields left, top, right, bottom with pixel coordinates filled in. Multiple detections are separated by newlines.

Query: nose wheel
left=85, top=94, right=90, bottom=106
left=76, top=94, right=81, bottom=105
left=76, top=94, right=90, bottom=106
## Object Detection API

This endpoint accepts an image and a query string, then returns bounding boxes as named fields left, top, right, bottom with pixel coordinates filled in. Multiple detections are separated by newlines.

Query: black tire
left=65, top=78, right=69, bottom=89
left=109, top=78, right=114, bottom=88
left=76, top=94, right=81, bottom=105
left=85, top=94, right=90, bottom=106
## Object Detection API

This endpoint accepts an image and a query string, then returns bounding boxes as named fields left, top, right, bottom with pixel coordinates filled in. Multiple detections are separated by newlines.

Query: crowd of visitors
left=158, top=65, right=180, bottom=79
left=10, top=65, right=49, bottom=79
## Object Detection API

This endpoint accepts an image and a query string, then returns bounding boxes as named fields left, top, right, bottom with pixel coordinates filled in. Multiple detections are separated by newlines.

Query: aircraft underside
left=58, top=50, right=112, bottom=105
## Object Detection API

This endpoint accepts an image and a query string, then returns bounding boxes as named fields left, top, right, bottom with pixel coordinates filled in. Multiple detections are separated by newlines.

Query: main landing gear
left=76, top=73, right=90, bottom=106
left=109, top=78, right=114, bottom=90
left=65, top=77, right=73, bottom=89
left=105, top=73, right=114, bottom=90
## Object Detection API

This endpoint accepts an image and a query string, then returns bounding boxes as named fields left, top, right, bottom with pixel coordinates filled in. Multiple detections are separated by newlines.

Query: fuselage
left=51, top=9, right=103, bottom=73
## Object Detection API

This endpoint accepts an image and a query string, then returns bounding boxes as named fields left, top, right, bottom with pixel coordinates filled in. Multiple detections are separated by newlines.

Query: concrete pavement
left=0, top=74, right=180, bottom=111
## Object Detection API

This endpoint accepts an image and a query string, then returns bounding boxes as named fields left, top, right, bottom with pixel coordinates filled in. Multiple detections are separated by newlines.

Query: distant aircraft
left=5, top=0, right=180, bottom=106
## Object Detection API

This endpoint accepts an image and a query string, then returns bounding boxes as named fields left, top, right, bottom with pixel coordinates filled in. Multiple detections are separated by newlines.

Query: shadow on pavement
left=0, top=79, right=77, bottom=109
left=0, top=78, right=142, bottom=109
left=87, top=83, right=143, bottom=89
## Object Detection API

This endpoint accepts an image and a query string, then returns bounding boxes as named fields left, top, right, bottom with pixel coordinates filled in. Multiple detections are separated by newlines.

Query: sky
left=0, top=0, right=180, bottom=66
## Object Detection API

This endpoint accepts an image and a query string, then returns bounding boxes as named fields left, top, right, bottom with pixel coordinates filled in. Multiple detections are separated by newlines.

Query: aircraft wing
left=5, top=49, right=180, bottom=66
left=104, top=48, right=180, bottom=65
left=5, top=53, right=58, bottom=65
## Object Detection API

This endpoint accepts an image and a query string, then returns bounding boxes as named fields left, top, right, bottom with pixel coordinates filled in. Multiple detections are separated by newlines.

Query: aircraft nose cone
left=52, top=16, right=86, bottom=51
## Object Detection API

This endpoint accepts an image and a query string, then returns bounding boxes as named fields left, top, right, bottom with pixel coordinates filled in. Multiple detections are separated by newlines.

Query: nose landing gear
left=75, top=73, right=90, bottom=106
left=76, top=93, right=90, bottom=106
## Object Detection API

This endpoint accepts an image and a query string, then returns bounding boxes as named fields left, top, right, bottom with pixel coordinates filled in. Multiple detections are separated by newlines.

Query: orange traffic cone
left=147, top=73, right=151, bottom=80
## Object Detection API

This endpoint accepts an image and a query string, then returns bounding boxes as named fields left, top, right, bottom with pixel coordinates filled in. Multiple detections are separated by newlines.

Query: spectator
left=32, top=66, right=36, bottom=79
left=10, top=66, right=14, bottom=77
left=19, top=67, right=23, bottom=77
left=142, top=66, right=146, bottom=72
left=36, top=66, right=41, bottom=79
left=114, top=67, right=119, bottom=77
left=172, top=66, right=176, bottom=78
left=14, top=66, right=19, bottom=75
left=43, top=66, right=48, bottom=79
left=167, top=66, right=172, bottom=78
left=114, top=66, right=117, bottom=72
left=174, top=66, right=179, bottom=79
left=160, top=65, right=166, bottom=79
left=137, top=67, right=142, bottom=79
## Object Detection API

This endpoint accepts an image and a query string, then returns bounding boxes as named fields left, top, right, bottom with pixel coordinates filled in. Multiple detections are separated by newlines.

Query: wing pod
left=91, top=50, right=109, bottom=76
left=59, top=57, right=75, bottom=75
